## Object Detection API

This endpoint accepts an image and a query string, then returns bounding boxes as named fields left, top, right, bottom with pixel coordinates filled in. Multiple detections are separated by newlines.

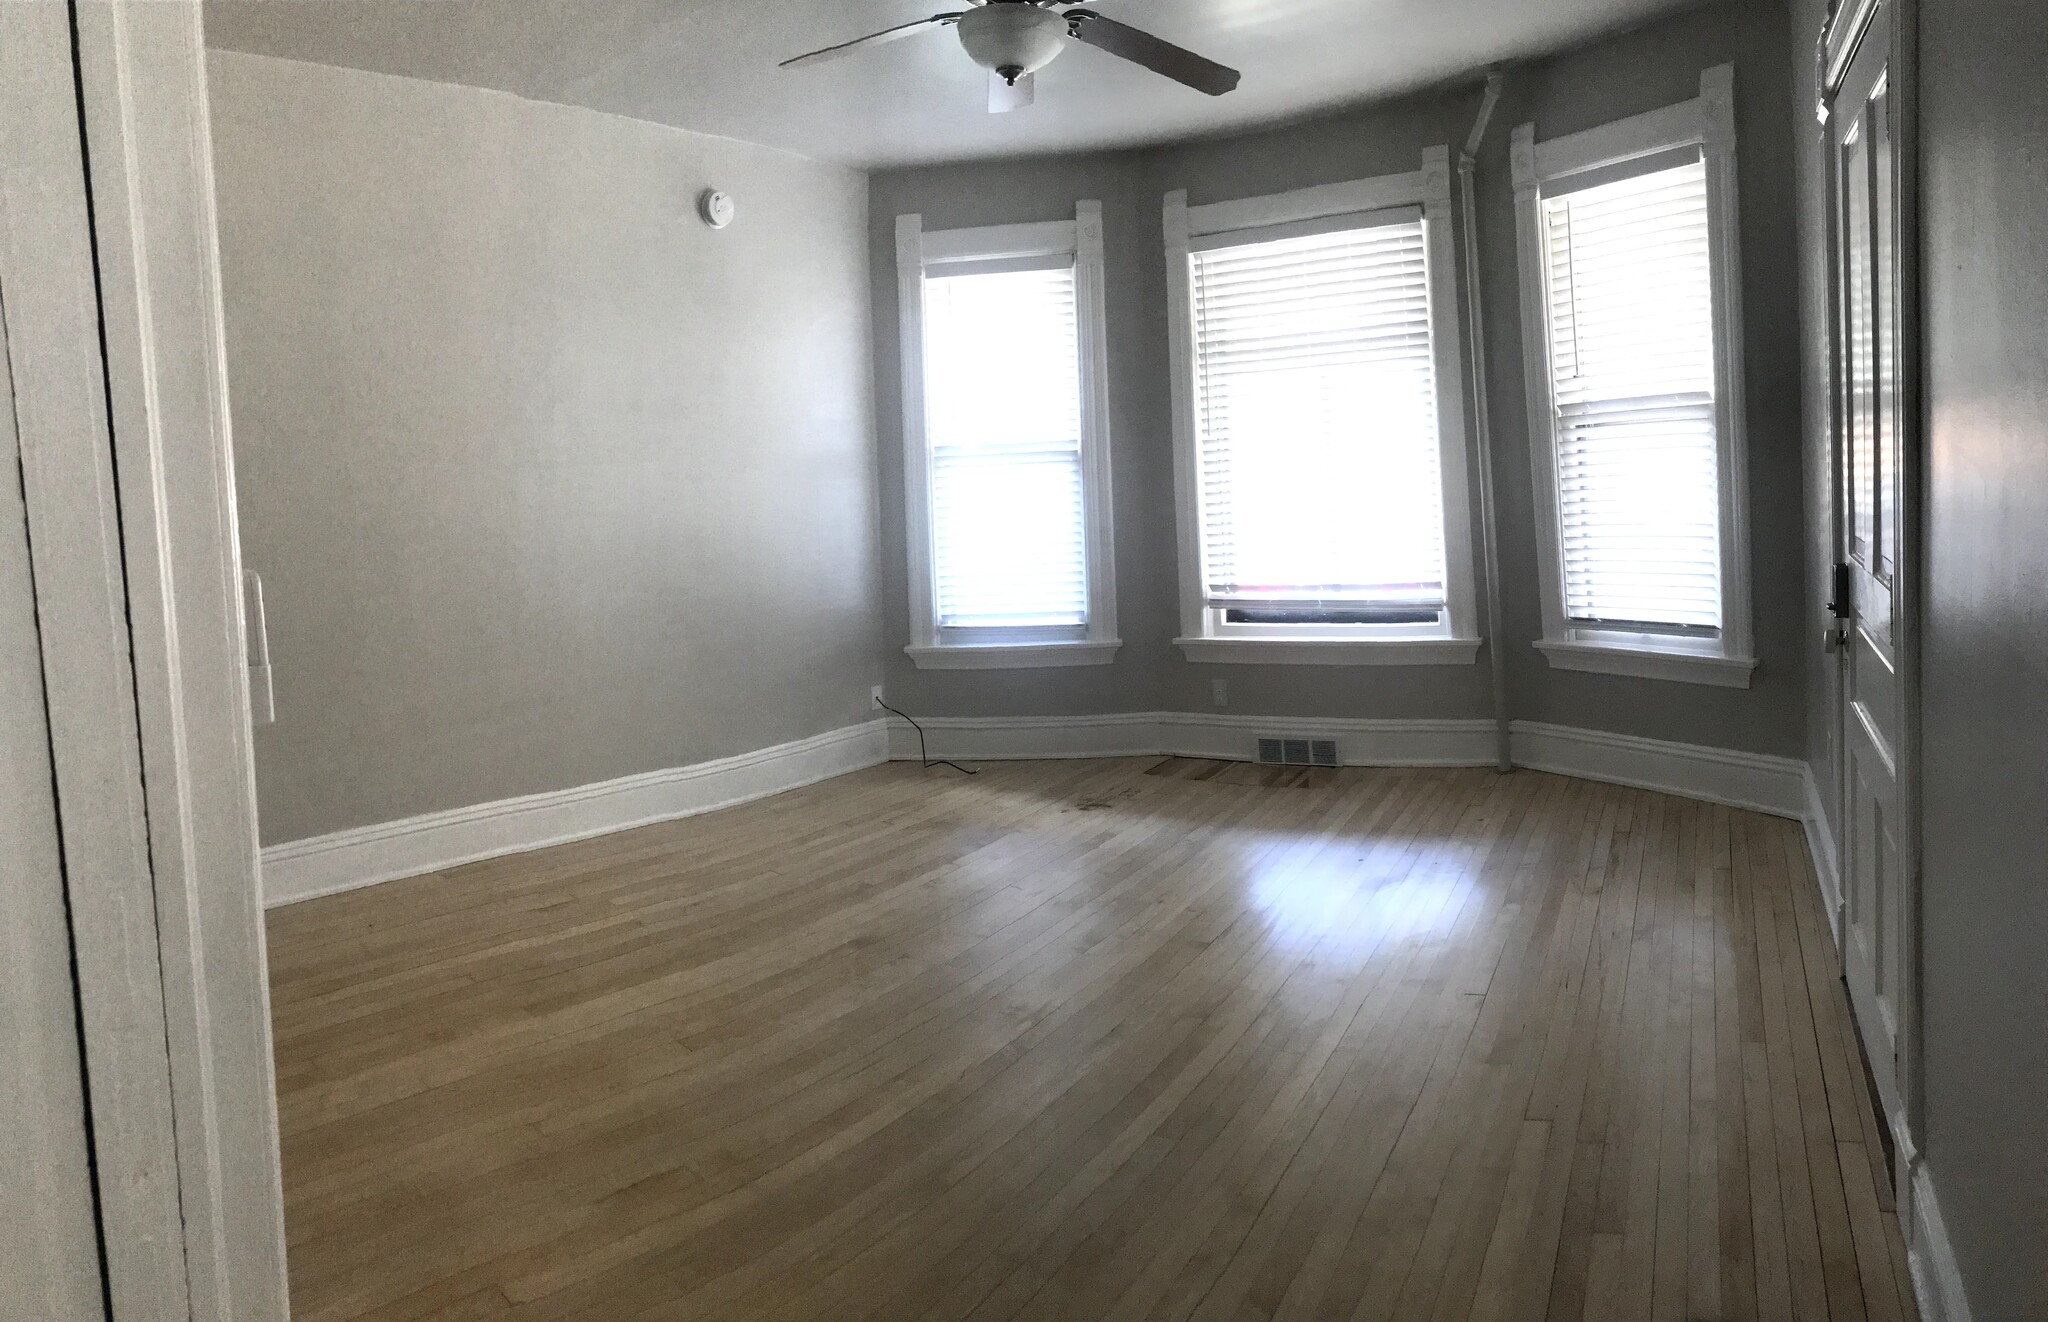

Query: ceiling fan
left=779, top=0, right=1241, bottom=114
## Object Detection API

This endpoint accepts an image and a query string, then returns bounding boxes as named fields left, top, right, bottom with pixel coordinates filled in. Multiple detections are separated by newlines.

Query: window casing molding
left=1511, top=64, right=1757, bottom=689
left=1162, top=149, right=1483, bottom=668
left=895, top=205, right=1119, bottom=670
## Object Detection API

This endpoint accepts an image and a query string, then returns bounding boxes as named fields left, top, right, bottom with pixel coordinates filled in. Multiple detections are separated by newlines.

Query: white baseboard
left=261, top=719, right=890, bottom=907
left=885, top=712, right=1498, bottom=769
left=1506, top=720, right=1806, bottom=818
left=885, top=711, right=1169, bottom=762
left=267, top=712, right=1807, bottom=906
left=1906, top=1154, right=1975, bottom=1322
left=885, top=712, right=1804, bottom=818
left=1800, top=762, right=1845, bottom=950
left=1163, top=714, right=1498, bottom=766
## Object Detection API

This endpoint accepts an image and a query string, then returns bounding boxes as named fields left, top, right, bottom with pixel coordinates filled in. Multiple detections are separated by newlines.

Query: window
left=1164, top=152, right=1480, bottom=665
left=895, top=205, right=1118, bottom=669
left=1512, top=65, right=1755, bottom=687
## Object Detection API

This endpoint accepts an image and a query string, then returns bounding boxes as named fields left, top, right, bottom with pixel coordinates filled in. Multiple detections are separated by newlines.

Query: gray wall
left=208, top=51, right=882, bottom=844
left=1916, top=0, right=2048, bottom=1293
left=868, top=1, right=1807, bottom=755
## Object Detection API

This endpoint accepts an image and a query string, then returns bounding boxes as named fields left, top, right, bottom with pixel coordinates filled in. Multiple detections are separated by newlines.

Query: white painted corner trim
left=262, top=719, right=890, bottom=906
left=883, top=711, right=1807, bottom=818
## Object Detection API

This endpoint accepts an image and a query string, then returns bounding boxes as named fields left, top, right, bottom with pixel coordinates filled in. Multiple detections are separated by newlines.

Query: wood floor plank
left=265, top=760, right=1919, bottom=1322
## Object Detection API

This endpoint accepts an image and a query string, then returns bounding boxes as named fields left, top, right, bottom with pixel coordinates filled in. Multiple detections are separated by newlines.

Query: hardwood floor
left=267, top=758, right=1917, bottom=1322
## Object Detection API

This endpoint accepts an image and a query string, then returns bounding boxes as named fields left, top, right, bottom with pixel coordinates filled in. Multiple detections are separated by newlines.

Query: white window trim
left=1162, top=149, right=1482, bottom=668
left=895, top=205, right=1119, bottom=670
left=1511, top=64, right=1756, bottom=689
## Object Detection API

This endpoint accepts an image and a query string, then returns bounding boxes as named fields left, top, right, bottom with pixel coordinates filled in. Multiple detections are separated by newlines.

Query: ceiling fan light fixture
left=955, top=3, right=1067, bottom=82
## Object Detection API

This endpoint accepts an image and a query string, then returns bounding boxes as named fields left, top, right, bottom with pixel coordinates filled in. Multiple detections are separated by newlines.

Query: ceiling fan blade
left=780, top=13, right=964, bottom=69
left=988, top=69, right=1036, bottom=113
left=1063, top=12, right=1240, bottom=95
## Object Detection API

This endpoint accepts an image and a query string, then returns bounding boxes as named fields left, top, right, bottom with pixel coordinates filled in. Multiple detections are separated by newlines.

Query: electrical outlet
left=1211, top=678, right=1228, bottom=708
left=871, top=685, right=886, bottom=710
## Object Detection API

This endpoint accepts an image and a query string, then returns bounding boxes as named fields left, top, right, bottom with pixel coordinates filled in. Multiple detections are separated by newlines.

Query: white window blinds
left=921, top=262, right=1087, bottom=631
left=1541, top=159, right=1722, bottom=632
left=1189, top=216, right=1448, bottom=614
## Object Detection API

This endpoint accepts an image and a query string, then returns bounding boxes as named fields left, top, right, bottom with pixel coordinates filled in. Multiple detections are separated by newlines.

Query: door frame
left=1817, top=0, right=1925, bottom=1192
left=75, top=4, right=292, bottom=1313
left=1, top=2, right=290, bottom=1316
left=0, top=230, right=113, bottom=1322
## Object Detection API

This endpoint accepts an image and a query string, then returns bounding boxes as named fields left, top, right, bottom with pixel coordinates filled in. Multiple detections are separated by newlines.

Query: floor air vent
left=1256, top=737, right=1339, bottom=767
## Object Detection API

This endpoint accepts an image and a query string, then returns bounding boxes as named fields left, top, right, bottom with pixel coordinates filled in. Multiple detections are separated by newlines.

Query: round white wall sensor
left=697, top=189, right=735, bottom=229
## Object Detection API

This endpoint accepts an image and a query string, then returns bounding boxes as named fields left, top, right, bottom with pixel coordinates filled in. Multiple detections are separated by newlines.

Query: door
left=0, top=286, right=109, bottom=1320
left=1827, top=0, right=1910, bottom=1138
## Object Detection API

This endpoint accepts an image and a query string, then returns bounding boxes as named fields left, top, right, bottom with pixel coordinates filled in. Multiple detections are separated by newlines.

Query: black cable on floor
left=875, top=698, right=977, bottom=776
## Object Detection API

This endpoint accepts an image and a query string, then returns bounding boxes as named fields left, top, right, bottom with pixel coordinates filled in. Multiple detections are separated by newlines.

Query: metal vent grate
left=1256, top=737, right=1341, bottom=767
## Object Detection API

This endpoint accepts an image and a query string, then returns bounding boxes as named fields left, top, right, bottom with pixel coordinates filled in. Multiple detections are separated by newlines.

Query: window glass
left=1541, top=159, right=1722, bottom=633
left=922, top=265, right=1087, bottom=631
left=1189, top=219, right=1448, bottom=623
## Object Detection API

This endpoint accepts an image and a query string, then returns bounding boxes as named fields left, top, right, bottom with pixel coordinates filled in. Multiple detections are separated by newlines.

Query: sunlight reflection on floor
left=1249, top=855, right=1471, bottom=956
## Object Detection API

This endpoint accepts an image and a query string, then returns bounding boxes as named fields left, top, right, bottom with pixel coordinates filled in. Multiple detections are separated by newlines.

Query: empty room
left=3, top=0, right=2041, bottom=1320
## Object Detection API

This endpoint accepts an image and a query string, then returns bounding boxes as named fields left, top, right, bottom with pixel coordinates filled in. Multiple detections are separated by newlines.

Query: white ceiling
left=203, top=0, right=1705, bottom=168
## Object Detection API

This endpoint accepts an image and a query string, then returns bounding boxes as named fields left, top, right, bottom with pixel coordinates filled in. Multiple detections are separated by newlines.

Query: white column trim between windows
left=1512, top=64, right=1756, bottom=688
left=896, top=205, right=1120, bottom=670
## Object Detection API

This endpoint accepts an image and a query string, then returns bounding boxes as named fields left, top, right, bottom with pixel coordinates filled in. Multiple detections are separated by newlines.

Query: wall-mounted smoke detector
left=697, top=188, right=735, bottom=229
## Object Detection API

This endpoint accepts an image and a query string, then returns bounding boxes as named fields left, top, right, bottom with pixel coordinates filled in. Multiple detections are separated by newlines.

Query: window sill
left=1534, top=638, right=1756, bottom=688
left=1174, top=636, right=1481, bottom=667
left=906, top=640, right=1121, bottom=671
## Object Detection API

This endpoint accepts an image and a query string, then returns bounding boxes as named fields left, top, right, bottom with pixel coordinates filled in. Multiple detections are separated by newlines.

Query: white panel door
left=1829, top=3, right=1908, bottom=1135
left=0, top=285, right=109, bottom=1321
